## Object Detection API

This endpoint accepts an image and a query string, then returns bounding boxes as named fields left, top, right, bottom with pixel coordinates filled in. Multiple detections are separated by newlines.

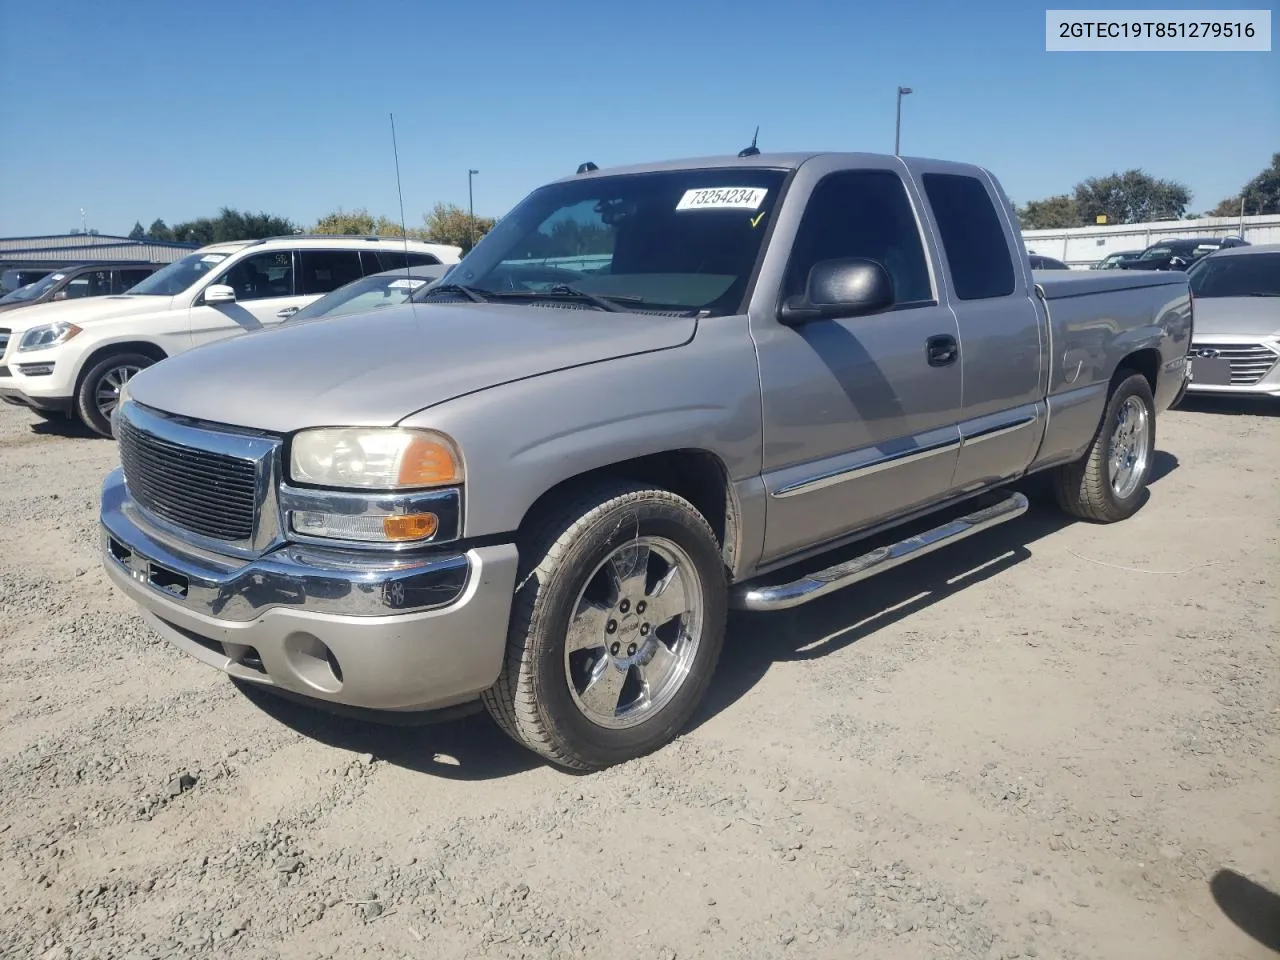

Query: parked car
left=1121, top=236, right=1250, bottom=271
left=0, top=268, right=54, bottom=295
left=1028, top=254, right=1070, bottom=270
left=0, top=261, right=162, bottom=314
left=1094, top=250, right=1143, bottom=270
left=0, top=236, right=461, bottom=434
left=100, top=151, right=1190, bottom=771
left=1182, top=243, right=1280, bottom=398
left=284, top=263, right=450, bottom=324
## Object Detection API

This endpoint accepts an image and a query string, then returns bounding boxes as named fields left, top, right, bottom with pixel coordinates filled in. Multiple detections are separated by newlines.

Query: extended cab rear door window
left=922, top=173, right=1016, bottom=300
left=782, top=169, right=934, bottom=306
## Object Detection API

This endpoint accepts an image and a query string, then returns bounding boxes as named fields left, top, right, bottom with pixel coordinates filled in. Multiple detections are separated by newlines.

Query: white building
left=1022, top=214, right=1280, bottom=268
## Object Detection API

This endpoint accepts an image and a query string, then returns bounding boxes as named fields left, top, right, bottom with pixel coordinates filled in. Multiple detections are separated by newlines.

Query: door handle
left=926, top=335, right=958, bottom=367
left=276, top=306, right=299, bottom=319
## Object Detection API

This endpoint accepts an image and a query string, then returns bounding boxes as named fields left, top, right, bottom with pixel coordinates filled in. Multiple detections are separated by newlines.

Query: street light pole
left=894, top=86, right=913, bottom=155
left=467, top=169, right=479, bottom=249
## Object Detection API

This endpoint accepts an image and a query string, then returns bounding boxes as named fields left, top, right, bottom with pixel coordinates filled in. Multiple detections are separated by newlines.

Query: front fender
left=398, top=316, right=763, bottom=542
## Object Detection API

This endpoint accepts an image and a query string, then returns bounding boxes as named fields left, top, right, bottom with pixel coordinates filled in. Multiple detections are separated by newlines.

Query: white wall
left=1022, top=214, right=1280, bottom=268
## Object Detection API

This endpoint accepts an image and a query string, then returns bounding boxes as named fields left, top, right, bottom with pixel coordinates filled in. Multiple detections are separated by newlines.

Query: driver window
left=220, top=251, right=295, bottom=301
left=62, top=276, right=93, bottom=299
left=783, top=170, right=934, bottom=306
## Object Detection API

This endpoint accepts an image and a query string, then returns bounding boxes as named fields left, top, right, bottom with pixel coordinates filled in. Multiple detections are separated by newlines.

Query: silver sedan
left=1185, top=244, right=1280, bottom=398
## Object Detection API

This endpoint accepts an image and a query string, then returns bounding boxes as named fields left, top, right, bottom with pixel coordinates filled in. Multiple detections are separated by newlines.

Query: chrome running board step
left=731, top=491, right=1029, bottom=612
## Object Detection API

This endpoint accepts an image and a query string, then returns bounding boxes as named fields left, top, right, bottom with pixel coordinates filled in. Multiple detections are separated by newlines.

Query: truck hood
left=127, top=302, right=697, bottom=432
left=1, top=294, right=176, bottom=331
left=1192, top=296, right=1280, bottom=338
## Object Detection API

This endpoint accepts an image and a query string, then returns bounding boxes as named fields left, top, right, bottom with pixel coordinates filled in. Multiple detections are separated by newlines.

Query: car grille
left=118, top=415, right=259, bottom=542
left=0, top=328, right=10, bottom=358
left=1199, top=343, right=1280, bottom=386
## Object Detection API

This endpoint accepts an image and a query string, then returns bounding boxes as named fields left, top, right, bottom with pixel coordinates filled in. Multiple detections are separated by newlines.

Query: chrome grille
left=1198, top=343, right=1280, bottom=386
left=0, top=328, right=10, bottom=359
left=118, top=415, right=258, bottom=541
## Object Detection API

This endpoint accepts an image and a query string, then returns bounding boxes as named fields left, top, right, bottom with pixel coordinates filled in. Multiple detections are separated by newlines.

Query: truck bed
left=1033, top=268, right=1187, bottom=300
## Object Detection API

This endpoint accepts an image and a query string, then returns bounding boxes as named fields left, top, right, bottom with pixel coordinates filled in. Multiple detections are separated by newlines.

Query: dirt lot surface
left=0, top=397, right=1276, bottom=960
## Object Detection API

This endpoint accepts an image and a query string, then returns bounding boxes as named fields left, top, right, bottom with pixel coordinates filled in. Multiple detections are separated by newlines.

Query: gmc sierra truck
left=100, top=151, right=1192, bottom=771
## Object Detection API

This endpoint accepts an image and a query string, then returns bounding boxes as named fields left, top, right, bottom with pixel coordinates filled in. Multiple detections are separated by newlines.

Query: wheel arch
left=1115, top=347, right=1160, bottom=395
left=514, top=449, right=740, bottom=577
left=73, top=340, right=168, bottom=396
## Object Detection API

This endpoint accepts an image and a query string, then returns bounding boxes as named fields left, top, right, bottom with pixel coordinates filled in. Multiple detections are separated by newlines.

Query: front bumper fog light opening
left=283, top=633, right=343, bottom=693
left=290, top=510, right=439, bottom=543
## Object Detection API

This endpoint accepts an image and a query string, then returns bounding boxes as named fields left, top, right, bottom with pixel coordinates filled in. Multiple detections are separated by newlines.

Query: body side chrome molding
left=959, top=414, right=1037, bottom=447
left=771, top=433, right=961, bottom=499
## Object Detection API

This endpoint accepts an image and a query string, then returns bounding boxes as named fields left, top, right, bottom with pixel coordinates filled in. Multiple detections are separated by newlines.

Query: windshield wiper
left=488, top=284, right=643, bottom=313
left=419, top=283, right=492, bottom=303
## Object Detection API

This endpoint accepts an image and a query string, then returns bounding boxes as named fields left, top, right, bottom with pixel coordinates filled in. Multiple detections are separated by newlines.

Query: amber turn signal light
left=383, top=513, right=439, bottom=542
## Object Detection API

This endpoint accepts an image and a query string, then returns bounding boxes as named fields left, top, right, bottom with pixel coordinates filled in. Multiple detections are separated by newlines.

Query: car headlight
left=18, top=321, right=83, bottom=352
left=290, top=427, right=463, bottom=490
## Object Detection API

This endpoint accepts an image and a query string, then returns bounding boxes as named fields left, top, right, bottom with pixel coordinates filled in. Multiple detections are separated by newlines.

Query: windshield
left=287, top=274, right=431, bottom=323
left=126, top=251, right=231, bottom=296
left=0, top=272, right=65, bottom=303
left=438, top=168, right=790, bottom=315
left=1188, top=253, right=1280, bottom=297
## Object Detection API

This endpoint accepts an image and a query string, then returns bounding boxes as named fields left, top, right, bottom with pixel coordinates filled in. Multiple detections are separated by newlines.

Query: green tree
left=128, top=221, right=146, bottom=240
left=168, top=207, right=297, bottom=244
left=313, top=207, right=377, bottom=235
left=422, top=202, right=496, bottom=252
left=1208, top=153, right=1280, bottom=217
left=147, top=219, right=173, bottom=241
left=1073, top=170, right=1191, bottom=224
left=1017, top=195, right=1080, bottom=230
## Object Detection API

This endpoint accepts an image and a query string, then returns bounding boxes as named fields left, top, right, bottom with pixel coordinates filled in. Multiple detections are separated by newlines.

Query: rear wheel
left=1052, top=370, right=1156, bottom=522
left=75, top=352, right=153, bottom=437
left=482, top=482, right=728, bottom=771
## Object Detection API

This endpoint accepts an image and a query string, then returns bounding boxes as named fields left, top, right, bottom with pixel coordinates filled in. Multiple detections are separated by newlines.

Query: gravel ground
left=0, top=397, right=1276, bottom=960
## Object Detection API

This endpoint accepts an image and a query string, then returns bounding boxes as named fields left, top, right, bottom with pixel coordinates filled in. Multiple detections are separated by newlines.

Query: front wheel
left=1052, top=370, right=1156, bottom=523
left=482, top=482, right=728, bottom=771
left=75, top=352, right=154, bottom=437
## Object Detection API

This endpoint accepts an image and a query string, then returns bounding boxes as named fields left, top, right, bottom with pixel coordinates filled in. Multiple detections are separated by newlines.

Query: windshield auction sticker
left=676, top=187, right=768, bottom=211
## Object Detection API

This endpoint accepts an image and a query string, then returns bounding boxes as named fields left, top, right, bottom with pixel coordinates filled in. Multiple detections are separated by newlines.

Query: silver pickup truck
left=100, top=151, right=1192, bottom=771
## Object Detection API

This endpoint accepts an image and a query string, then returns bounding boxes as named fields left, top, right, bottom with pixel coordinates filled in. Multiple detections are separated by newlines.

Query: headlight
left=290, top=427, right=463, bottom=490
left=18, top=321, right=83, bottom=352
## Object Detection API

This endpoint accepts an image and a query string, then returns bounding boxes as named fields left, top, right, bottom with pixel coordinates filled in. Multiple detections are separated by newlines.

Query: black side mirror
left=779, top=257, right=895, bottom=325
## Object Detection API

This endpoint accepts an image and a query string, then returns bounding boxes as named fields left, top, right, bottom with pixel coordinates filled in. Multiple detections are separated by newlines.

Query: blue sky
left=1, top=0, right=1275, bottom=236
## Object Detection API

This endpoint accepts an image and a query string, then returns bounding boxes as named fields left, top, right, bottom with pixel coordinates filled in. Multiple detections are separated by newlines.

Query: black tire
left=482, top=481, right=728, bottom=771
left=75, top=352, right=154, bottom=438
left=1052, top=370, right=1156, bottom=523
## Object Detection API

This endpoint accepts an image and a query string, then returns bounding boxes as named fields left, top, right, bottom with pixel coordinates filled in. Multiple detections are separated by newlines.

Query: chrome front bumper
left=101, top=468, right=520, bottom=711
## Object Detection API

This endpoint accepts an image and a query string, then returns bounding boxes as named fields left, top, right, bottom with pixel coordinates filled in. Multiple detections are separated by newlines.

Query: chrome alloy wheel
left=95, top=363, right=143, bottom=420
left=1108, top=395, right=1150, bottom=499
left=564, top=536, right=704, bottom=729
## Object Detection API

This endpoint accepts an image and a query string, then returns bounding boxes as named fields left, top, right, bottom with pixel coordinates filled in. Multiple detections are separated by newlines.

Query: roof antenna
left=389, top=112, right=415, bottom=309
left=577, top=161, right=599, bottom=175
left=738, top=126, right=760, bottom=158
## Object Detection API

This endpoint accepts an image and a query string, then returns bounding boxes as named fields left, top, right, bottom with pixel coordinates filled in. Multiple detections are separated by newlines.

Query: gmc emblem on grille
left=1195, top=348, right=1221, bottom=359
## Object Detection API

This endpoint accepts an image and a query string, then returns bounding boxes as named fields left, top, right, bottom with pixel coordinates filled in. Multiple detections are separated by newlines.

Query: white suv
left=0, top=235, right=460, bottom=436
